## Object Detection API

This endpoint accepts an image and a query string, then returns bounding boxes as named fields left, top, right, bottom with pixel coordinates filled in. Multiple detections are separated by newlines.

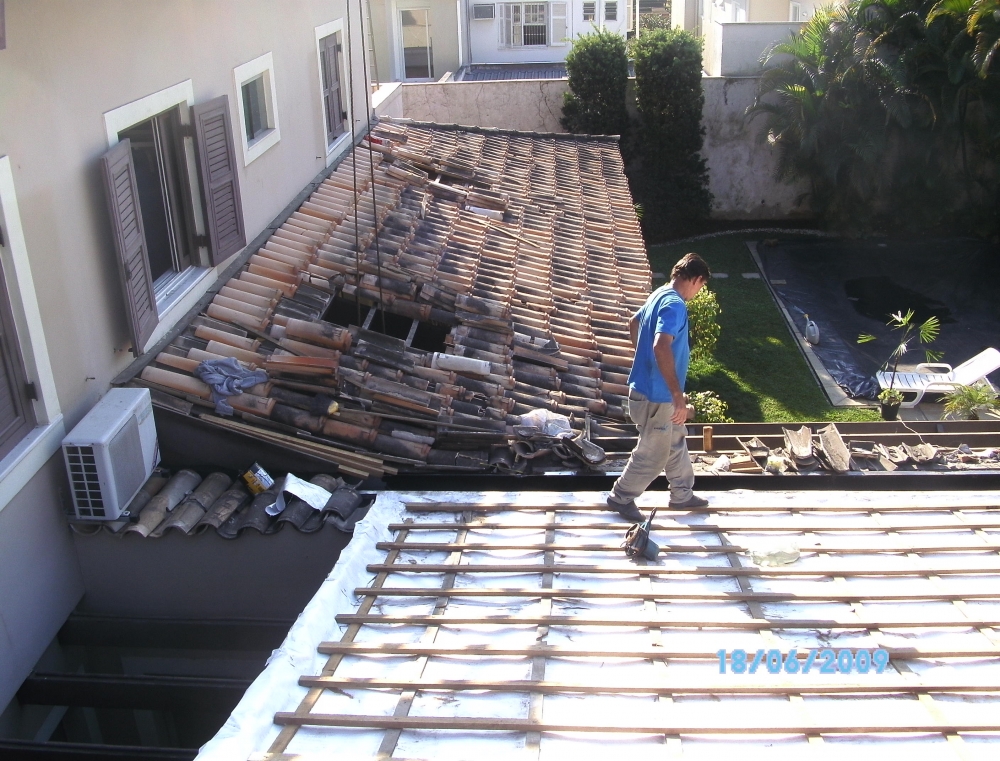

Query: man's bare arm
left=629, top=313, right=639, bottom=348
left=653, top=333, right=688, bottom=424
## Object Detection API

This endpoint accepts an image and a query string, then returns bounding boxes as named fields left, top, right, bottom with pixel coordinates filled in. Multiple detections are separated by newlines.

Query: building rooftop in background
left=455, top=63, right=568, bottom=81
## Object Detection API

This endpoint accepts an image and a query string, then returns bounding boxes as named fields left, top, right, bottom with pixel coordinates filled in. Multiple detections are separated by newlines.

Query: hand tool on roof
left=623, top=506, right=659, bottom=561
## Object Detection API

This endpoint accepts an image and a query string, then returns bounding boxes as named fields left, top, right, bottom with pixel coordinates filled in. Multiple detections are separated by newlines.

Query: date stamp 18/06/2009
left=718, top=649, right=891, bottom=675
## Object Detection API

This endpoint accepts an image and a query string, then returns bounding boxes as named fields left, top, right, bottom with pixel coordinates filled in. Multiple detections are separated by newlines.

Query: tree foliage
left=687, top=287, right=722, bottom=362
left=561, top=30, right=631, bottom=139
left=747, top=0, right=1000, bottom=234
left=631, top=29, right=713, bottom=240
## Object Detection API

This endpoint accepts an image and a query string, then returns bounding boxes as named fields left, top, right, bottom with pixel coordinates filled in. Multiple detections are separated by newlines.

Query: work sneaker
left=668, top=494, right=710, bottom=509
left=607, top=496, right=644, bottom=522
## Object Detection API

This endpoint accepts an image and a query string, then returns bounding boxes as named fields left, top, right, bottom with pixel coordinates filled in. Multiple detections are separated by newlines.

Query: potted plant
left=858, top=310, right=941, bottom=421
left=943, top=382, right=1000, bottom=420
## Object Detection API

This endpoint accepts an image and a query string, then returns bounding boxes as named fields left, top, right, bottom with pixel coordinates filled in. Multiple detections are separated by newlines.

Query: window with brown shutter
left=0, top=239, right=36, bottom=460
left=319, top=32, right=347, bottom=147
left=100, top=139, right=160, bottom=355
left=101, top=94, right=245, bottom=355
left=193, top=96, right=247, bottom=265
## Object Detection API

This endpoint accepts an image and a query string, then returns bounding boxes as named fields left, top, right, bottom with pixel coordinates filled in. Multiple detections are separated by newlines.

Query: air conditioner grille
left=473, top=3, right=496, bottom=19
left=66, top=445, right=106, bottom=517
left=108, top=416, right=145, bottom=509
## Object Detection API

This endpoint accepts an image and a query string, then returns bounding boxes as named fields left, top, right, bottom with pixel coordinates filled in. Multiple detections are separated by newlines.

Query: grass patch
left=648, top=233, right=879, bottom=423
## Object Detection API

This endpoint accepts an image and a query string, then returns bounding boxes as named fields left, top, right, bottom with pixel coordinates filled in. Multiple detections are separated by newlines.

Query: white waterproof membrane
left=197, top=490, right=1000, bottom=761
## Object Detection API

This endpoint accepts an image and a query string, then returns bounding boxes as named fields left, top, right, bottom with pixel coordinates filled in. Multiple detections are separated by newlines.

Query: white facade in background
left=465, top=0, right=629, bottom=64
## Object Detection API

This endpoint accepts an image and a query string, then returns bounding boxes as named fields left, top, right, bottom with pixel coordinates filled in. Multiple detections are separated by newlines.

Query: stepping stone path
left=742, top=272, right=761, bottom=279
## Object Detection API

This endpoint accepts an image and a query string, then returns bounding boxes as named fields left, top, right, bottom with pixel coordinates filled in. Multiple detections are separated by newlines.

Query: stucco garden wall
left=401, top=79, right=569, bottom=133
left=400, top=76, right=810, bottom=219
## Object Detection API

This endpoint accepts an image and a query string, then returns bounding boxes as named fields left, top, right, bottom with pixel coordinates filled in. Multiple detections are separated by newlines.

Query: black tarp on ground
left=756, top=238, right=1000, bottom=399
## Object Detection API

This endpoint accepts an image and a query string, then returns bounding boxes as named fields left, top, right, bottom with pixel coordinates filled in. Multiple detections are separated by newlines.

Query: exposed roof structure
left=197, top=488, right=1000, bottom=759
left=125, top=119, right=649, bottom=478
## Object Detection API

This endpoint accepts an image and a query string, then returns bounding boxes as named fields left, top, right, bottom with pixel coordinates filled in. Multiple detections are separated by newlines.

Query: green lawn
left=647, top=234, right=880, bottom=423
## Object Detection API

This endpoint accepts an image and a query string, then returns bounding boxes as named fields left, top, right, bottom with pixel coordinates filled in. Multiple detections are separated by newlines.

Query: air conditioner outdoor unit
left=473, top=3, right=496, bottom=19
left=62, top=387, right=159, bottom=521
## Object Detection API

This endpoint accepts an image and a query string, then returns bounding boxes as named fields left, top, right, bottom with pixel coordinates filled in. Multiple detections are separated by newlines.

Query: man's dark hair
left=671, top=253, right=711, bottom=282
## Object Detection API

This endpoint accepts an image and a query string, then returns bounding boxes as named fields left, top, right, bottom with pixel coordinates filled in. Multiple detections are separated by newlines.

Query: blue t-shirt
left=627, top=286, right=690, bottom=404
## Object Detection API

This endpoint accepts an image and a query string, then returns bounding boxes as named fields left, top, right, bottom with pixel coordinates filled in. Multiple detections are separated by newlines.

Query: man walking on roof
left=608, top=253, right=712, bottom=522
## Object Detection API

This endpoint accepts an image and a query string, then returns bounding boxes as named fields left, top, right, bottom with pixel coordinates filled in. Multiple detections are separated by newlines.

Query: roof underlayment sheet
left=198, top=490, right=1000, bottom=761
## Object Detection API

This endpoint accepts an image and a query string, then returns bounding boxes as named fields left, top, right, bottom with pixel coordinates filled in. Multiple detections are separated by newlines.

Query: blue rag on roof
left=194, top=357, right=269, bottom=415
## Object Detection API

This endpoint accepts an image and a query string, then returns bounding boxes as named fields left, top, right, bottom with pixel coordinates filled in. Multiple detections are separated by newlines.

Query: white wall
left=402, top=78, right=569, bottom=131
left=702, top=76, right=810, bottom=218
left=707, top=21, right=802, bottom=76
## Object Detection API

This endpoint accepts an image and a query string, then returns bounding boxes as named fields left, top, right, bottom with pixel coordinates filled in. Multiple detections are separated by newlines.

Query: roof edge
left=378, top=116, right=621, bottom=144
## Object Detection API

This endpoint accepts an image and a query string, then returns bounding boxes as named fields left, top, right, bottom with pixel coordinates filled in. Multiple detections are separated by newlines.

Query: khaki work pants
left=609, top=389, right=695, bottom=505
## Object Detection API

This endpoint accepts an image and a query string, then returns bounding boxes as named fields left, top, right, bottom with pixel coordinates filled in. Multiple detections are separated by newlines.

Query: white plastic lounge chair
left=877, top=347, right=1000, bottom=408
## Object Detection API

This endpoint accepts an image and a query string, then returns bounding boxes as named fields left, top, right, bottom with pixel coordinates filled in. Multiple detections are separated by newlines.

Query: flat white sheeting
left=196, top=490, right=1000, bottom=761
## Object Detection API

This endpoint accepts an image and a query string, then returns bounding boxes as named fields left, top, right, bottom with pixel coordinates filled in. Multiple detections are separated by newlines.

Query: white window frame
left=316, top=19, right=354, bottom=166
left=501, top=2, right=555, bottom=47
left=789, top=1, right=801, bottom=20
left=315, top=19, right=353, bottom=166
left=102, top=80, right=213, bottom=344
left=0, top=155, right=65, bottom=514
left=604, top=1, right=618, bottom=21
left=583, top=1, right=596, bottom=21
left=233, top=52, right=281, bottom=166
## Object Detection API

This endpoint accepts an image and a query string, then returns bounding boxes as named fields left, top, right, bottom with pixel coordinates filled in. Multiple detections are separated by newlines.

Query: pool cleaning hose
left=623, top=506, right=659, bottom=561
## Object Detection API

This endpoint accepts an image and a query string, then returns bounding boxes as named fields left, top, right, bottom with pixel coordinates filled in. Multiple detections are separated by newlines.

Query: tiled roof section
left=69, top=470, right=369, bottom=538
left=133, top=120, right=650, bottom=474
left=457, top=63, right=568, bottom=81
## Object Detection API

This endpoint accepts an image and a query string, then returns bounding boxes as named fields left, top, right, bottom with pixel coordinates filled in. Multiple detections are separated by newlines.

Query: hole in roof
left=410, top=320, right=450, bottom=352
left=323, top=295, right=365, bottom=328
left=370, top=309, right=413, bottom=341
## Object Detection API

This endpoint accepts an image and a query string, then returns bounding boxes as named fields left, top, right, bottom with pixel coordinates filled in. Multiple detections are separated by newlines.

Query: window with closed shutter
left=550, top=2, right=568, bottom=44
left=0, top=239, right=35, bottom=460
left=319, top=32, right=347, bottom=146
left=605, top=1, right=617, bottom=20
left=583, top=1, right=596, bottom=21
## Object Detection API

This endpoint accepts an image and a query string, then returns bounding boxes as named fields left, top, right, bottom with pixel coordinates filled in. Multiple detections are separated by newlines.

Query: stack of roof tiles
left=133, top=120, right=651, bottom=474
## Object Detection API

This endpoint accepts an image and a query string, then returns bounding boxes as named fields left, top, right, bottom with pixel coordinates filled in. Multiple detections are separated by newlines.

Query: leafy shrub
left=631, top=29, right=713, bottom=241
left=688, top=390, right=734, bottom=423
left=638, top=12, right=671, bottom=32
left=944, top=382, right=999, bottom=420
left=561, top=30, right=631, bottom=140
left=687, top=287, right=721, bottom=363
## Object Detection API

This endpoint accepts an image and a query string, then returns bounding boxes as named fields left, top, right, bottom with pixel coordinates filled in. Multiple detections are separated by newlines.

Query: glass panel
left=523, top=3, right=546, bottom=44
left=400, top=9, right=433, bottom=79
left=242, top=76, right=267, bottom=141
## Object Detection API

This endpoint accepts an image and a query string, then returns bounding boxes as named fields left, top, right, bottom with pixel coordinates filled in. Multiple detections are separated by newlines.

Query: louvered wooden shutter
left=0, top=258, right=35, bottom=459
left=100, top=139, right=159, bottom=356
left=550, top=2, right=568, bottom=45
left=320, top=34, right=346, bottom=143
left=193, top=96, right=246, bottom=266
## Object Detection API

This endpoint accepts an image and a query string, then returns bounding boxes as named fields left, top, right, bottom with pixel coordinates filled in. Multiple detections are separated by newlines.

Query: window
left=400, top=9, right=434, bottom=80
left=241, top=75, right=268, bottom=143
left=583, top=1, right=596, bottom=20
left=501, top=3, right=566, bottom=46
left=605, top=1, right=617, bottom=20
left=789, top=1, right=801, bottom=20
left=233, top=52, right=281, bottom=164
left=319, top=31, right=347, bottom=147
left=0, top=154, right=64, bottom=507
left=101, top=82, right=246, bottom=355
left=473, top=3, right=496, bottom=19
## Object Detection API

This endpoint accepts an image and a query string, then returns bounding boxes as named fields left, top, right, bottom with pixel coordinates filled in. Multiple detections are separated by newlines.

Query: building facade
left=0, top=0, right=372, bottom=717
